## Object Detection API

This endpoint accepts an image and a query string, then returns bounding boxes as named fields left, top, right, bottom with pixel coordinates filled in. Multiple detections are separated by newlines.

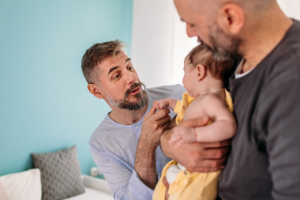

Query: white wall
left=131, top=0, right=300, bottom=88
left=131, top=0, right=175, bottom=88
left=277, top=0, right=300, bottom=20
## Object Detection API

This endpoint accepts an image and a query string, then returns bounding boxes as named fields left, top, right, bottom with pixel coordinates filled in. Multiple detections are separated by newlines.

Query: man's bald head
left=174, top=0, right=291, bottom=63
left=222, top=0, right=275, bottom=12
left=187, top=0, right=276, bottom=15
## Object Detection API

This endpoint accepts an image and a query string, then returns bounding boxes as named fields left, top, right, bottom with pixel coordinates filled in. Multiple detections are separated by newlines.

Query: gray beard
left=198, top=25, right=241, bottom=61
left=104, top=82, right=148, bottom=111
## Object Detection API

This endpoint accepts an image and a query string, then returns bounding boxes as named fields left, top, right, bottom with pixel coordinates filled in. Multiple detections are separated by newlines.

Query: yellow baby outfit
left=153, top=90, right=233, bottom=200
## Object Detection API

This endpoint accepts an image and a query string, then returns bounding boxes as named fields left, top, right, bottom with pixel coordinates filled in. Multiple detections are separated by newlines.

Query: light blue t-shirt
left=89, top=85, right=185, bottom=200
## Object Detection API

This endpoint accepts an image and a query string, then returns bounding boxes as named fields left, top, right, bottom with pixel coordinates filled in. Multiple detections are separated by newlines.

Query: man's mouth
left=129, top=87, right=140, bottom=95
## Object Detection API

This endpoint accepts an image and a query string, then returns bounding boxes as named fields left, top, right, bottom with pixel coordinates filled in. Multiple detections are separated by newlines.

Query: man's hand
left=134, top=102, right=171, bottom=190
left=169, top=126, right=196, bottom=148
left=160, top=117, right=231, bottom=172
left=140, top=101, right=171, bottom=149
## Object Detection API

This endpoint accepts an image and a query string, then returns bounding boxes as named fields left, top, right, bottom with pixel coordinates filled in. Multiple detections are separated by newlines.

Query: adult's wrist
left=137, top=138, right=158, bottom=154
left=160, top=130, right=174, bottom=159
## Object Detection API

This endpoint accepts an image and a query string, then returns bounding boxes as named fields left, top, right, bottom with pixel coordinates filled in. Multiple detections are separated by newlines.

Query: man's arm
left=89, top=104, right=170, bottom=200
left=134, top=103, right=170, bottom=190
left=160, top=117, right=231, bottom=172
left=90, top=145, right=154, bottom=200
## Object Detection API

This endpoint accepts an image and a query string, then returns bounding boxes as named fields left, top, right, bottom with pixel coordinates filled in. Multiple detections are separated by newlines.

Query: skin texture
left=87, top=51, right=171, bottom=190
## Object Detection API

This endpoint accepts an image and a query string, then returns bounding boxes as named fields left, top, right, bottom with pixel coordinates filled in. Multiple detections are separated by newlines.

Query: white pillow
left=0, top=169, right=42, bottom=200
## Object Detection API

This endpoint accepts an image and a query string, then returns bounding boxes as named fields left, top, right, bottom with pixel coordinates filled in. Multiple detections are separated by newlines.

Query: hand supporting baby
left=169, top=126, right=197, bottom=148
left=155, top=98, right=198, bottom=148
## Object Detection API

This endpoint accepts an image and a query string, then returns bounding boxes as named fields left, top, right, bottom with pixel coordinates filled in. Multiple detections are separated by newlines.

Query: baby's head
left=183, top=44, right=235, bottom=96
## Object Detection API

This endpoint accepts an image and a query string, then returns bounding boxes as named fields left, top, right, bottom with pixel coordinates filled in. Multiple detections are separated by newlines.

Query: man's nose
left=124, top=71, right=137, bottom=84
left=186, top=24, right=198, bottom=37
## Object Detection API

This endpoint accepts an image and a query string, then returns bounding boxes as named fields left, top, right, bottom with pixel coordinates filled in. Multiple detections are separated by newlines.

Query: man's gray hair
left=81, top=40, right=126, bottom=84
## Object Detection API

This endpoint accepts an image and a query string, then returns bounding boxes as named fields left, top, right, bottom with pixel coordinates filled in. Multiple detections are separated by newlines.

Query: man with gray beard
left=160, top=0, right=300, bottom=199
left=81, top=40, right=187, bottom=200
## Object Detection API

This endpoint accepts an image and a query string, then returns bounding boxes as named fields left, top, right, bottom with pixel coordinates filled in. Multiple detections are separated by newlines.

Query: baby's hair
left=187, top=44, right=235, bottom=86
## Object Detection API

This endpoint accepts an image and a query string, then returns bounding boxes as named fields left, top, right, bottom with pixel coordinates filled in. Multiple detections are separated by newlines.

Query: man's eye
left=114, top=74, right=120, bottom=79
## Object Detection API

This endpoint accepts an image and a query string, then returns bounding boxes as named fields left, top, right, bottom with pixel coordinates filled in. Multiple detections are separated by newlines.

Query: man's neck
left=239, top=5, right=293, bottom=73
left=109, top=102, right=148, bottom=125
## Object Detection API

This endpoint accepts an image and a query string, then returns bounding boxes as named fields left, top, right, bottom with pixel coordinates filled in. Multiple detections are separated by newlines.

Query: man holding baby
left=160, top=0, right=300, bottom=199
left=83, top=0, right=300, bottom=199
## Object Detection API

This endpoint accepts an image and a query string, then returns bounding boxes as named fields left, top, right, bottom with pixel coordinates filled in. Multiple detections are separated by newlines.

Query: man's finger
left=200, top=139, right=231, bottom=149
left=191, top=156, right=227, bottom=168
left=157, top=115, right=171, bottom=126
left=179, top=116, right=210, bottom=128
left=152, top=108, right=170, bottom=121
left=144, top=101, right=157, bottom=120
left=198, top=146, right=229, bottom=159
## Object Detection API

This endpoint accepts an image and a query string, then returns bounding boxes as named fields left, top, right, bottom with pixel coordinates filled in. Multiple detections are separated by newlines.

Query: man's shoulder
left=147, top=84, right=185, bottom=101
left=276, top=20, right=300, bottom=71
left=260, top=21, right=300, bottom=85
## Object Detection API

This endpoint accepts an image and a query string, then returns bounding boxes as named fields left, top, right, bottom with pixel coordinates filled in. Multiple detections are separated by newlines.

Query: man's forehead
left=175, top=0, right=218, bottom=14
left=100, top=51, right=128, bottom=70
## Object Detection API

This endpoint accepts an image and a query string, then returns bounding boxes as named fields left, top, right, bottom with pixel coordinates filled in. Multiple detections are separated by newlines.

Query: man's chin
left=119, top=92, right=148, bottom=111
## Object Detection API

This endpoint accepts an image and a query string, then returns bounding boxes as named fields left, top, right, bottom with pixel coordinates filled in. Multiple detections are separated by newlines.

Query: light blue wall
left=0, top=0, right=133, bottom=176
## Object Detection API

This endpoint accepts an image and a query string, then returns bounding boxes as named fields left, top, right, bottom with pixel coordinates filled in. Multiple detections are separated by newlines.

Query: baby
left=153, top=44, right=237, bottom=200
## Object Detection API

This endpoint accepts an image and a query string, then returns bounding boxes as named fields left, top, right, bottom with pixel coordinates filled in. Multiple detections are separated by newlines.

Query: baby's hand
left=168, top=126, right=197, bottom=148
left=155, top=99, right=169, bottom=110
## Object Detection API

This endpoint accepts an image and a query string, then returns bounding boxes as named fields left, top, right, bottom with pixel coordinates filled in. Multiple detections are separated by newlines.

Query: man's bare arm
left=135, top=140, right=158, bottom=189
left=134, top=103, right=170, bottom=189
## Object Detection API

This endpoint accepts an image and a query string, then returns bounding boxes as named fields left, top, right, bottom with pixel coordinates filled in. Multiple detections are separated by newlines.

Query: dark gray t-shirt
left=218, top=20, right=300, bottom=200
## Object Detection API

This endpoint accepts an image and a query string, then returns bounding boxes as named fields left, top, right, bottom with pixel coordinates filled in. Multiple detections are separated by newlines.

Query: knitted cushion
left=31, top=146, right=85, bottom=200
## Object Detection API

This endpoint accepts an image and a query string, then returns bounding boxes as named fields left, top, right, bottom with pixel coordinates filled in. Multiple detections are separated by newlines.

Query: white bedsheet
left=64, top=187, right=114, bottom=200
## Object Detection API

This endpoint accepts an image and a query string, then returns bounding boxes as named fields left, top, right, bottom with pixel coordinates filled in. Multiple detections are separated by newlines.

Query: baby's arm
left=193, top=95, right=236, bottom=142
left=169, top=94, right=236, bottom=147
left=155, top=98, right=177, bottom=111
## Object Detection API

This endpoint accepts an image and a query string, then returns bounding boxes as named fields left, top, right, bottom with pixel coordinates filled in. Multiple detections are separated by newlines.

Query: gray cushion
left=31, top=146, right=85, bottom=200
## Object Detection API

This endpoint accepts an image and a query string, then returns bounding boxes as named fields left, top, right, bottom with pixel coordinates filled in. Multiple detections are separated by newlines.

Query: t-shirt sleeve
left=255, top=58, right=300, bottom=200
left=89, top=142, right=154, bottom=200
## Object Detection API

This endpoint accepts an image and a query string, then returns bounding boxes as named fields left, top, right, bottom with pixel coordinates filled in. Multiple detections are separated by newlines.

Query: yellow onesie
left=153, top=90, right=233, bottom=200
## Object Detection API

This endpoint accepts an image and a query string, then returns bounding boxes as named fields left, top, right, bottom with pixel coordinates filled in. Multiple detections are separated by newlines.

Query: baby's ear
left=196, top=64, right=206, bottom=81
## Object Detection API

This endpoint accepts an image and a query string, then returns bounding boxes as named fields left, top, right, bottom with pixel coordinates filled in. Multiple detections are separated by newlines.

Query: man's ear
left=196, top=64, right=206, bottom=81
left=87, top=84, right=104, bottom=99
left=217, top=3, right=244, bottom=35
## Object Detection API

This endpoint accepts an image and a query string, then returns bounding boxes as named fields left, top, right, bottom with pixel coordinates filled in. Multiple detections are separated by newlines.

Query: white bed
left=64, top=175, right=114, bottom=200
